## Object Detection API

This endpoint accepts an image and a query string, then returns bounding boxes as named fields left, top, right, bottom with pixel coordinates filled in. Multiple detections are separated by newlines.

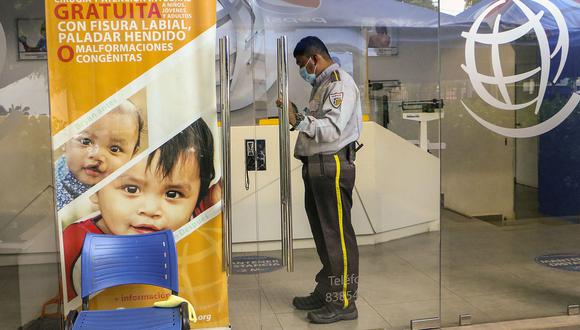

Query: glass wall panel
left=234, top=0, right=442, bottom=329
left=217, top=1, right=267, bottom=328
left=440, top=0, right=580, bottom=326
left=0, top=1, right=62, bottom=329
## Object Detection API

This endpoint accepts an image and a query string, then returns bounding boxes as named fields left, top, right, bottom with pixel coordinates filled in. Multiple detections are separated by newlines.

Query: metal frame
left=219, top=35, right=294, bottom=274
left=410, top=317, right=440, bottom=330
left=277, top=36, right=294, bottom=272
left=459, top=314, right=472, bottom=326
left=219, top=36, right=233, bottom=275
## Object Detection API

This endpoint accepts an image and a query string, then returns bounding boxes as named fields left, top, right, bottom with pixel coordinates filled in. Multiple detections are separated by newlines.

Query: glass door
left=226, top=1, right=443, bottom=329
left=217, top=0, right=267, bottom=328
left=440, top=0, right=580, bottom=326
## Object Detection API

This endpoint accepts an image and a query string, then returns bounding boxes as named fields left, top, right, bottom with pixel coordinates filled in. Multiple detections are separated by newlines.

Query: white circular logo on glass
left=461, top=0, right=580, bottom=138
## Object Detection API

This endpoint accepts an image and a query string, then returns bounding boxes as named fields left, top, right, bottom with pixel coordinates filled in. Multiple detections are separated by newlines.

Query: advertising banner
left=45, top=0, right=228, bottom=327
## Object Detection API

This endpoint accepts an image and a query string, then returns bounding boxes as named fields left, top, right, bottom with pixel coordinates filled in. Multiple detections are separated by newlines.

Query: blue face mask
left=299, top=58, right=316, bottom=85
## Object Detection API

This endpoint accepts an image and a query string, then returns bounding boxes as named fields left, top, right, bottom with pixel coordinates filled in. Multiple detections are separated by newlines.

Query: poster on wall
left=44, top=0, right=228, bottom=328
left=17, top=18, right=47, bottom=60
left=366, top=22, right=398, bottom=56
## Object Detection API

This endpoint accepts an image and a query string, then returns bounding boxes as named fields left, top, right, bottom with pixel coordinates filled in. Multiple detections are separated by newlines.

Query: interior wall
left=514, top=46, right=540, bottom=188
left=230, top=122, right=439, bottom=245
left=0, top=1, right=48, bottom=90
left=0, top=1, right=60, bottom=327
left=367, top=27, right=440, bottom=144
left=440, top=38, right=516, bottom=219
left=262, top=27, right=367, bottom=118
left=516, top=137, right=539, bottom=188
left=367, top=26, right=515, bottom=219
left=0, top=0, right=56, bottom=250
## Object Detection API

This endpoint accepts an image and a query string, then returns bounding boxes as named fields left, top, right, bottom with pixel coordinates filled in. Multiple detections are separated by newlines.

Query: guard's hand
left=276, top=98, right=297, bottom=126
left=288, top=108, right=297, bottom=126
left=276, top=98, right=296, bottom=111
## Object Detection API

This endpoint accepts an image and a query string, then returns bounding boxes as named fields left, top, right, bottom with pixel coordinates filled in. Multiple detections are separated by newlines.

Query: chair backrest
left=80, top=230, right=179, bottom=300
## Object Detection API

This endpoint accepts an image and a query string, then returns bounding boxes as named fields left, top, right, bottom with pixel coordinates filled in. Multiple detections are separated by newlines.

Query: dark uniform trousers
left=301, top=143, right=359, bottom=309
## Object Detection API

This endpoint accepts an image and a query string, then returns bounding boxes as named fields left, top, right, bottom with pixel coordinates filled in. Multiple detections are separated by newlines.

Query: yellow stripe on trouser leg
left=334, top=155, right=349, bottom=309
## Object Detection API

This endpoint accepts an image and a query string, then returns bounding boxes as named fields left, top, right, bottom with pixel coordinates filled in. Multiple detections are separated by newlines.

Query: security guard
left=281, top=36, right=362, bottom=324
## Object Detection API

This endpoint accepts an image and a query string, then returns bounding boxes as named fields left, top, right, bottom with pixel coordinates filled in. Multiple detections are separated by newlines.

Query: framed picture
left=17, top=18, right=47, bottom=60
left=366, top=24, right=398, bottom=56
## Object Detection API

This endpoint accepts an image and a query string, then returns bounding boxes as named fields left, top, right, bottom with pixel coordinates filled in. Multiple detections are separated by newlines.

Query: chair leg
left=180, top=302, right=190, bottom=330
left=65, top=310, right=78, bottom=330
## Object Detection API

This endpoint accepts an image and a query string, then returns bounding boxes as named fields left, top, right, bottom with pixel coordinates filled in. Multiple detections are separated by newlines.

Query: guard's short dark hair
left=147, top=118, right=215, bottom=208
left=293, top=36, right=331, bottom=60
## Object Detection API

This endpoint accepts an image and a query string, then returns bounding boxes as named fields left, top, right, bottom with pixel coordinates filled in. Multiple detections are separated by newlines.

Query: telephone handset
left=244, top=139, right=267, bottom=190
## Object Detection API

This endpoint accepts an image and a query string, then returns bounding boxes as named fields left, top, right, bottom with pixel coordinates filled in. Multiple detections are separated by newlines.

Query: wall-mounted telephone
left=245, top=139, right=266, bottom=171
left=244, top=139, right=266, bottom=191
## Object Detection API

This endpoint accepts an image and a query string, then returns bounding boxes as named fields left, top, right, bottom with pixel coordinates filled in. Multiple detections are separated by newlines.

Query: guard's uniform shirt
left=294, top=63, right=362, bottom=157
left=293, top=63, right=361, bottom=310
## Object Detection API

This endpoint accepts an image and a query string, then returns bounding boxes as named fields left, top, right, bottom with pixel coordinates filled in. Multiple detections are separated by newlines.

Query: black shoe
left=292, top=292, right=324, bottom=310
left=307, top=303, right=358, bottom=324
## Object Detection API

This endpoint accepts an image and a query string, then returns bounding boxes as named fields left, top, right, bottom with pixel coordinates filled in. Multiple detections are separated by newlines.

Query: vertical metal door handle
left=277, top=36, right=294, bottom=272
left=219, top=36, right=233, bottom=276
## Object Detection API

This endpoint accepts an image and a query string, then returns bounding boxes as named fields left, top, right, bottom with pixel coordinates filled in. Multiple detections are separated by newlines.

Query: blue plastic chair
left=65, top=230, right=189, bottom=330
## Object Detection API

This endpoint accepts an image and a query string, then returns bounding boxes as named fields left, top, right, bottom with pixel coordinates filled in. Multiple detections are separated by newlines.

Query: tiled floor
left=229, top=208, right=580, bottom=330
left=0, top=263, right=61, bottom=330
left=445, top=315, right=580, bottom=329
left=0, top=266, right=21, bottom=330
left=2, top=207, right=580, bottom=330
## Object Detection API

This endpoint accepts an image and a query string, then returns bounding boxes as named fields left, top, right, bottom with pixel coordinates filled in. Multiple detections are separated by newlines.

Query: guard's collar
left=314, top=63, right=339, bottom=87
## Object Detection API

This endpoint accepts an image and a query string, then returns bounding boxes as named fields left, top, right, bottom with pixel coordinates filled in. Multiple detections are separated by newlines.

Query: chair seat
left=72, top=306, right=183, bottom=330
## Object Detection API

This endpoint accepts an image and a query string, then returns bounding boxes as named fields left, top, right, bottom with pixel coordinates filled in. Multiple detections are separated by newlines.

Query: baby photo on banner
left=44, top=0, right=228, bottom=328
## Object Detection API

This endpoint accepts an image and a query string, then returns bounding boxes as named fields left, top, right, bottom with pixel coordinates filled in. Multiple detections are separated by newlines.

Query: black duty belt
left=300, top=142, right=355, bottom=164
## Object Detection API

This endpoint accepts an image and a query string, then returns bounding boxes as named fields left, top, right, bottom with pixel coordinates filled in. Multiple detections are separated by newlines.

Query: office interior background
left=1, top=0, right=580, bottom=329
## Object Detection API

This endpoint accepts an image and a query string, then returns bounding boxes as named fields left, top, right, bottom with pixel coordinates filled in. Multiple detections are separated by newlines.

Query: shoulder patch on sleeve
left=329, top=92, right=343, bottom=108
left=330, top=70, right=341, bottom=82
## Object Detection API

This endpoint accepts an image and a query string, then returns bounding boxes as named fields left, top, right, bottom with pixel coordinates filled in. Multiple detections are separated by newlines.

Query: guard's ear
left=312, top=53, right=322, bottom=64
left=89, top=192, right=99, bottom=204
